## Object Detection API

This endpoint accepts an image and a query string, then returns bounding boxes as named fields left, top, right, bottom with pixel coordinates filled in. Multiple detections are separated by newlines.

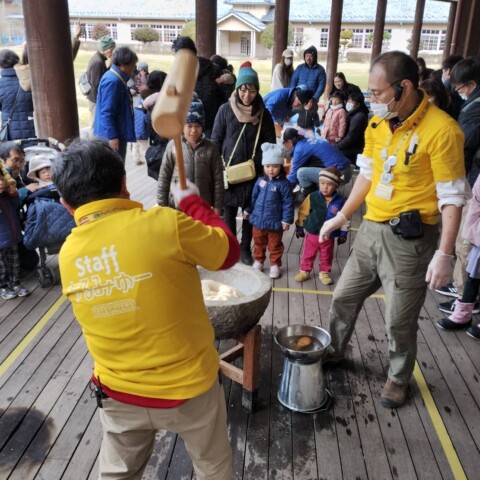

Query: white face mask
left=459, top=92, right=468, bottom=101
left=346, top=102, right=354, bottom=112
left=370, top=97, right=398, bottom=119
left=284, top=58, right=292, bottom=66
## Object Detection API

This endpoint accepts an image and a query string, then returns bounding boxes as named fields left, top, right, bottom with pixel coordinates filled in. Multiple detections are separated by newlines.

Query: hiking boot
left=435, top=283, right=459, bottom=298
left=240, top=249, right=253, bottom=266
left=0, top=286, right=17, bottom=300
left=269, top=265, right=281, bottom=279
left=252, top=261, right=263, bottom=271
left=319, top=271, right=333, bottom=285
left=466, top=324, right=480, bottom=340
left=380, top=379, right=408, bottom=408
left=295, top=270, right=311, bottom=282
left=438, top=299, right=480, bottom=314
left=10, top=283, right=30, bottom=297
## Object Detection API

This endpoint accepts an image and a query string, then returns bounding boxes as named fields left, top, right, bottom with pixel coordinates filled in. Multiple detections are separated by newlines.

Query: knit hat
left=186, top=92, right=205, bottom=127
left=282, top=48, right=294, bottom=58
left=295, top=88, right=314, bottom=105
left=27, top=154, right=53, bottom=181
left=319, top=166, right=343, bottom=186
left=98, top=35, right=115, bottom=52
left=235, top=61, right=259, bottom=90
left=283, top=127, right=302, bottom=143
left=137, top=61, right=148, bottom=72
left=261, top=143, right=284, bottom=165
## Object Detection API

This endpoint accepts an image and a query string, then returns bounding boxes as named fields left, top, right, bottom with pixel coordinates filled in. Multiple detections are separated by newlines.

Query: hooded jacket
left=263, top=87, right=297, bottom=124
left=289, top=46, right=326, bottom=101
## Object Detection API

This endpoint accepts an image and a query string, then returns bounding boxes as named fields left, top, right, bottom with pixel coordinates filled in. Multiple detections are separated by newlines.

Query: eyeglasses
left=454, top=83, right=468, bottom=93
left=367, top=81, right=400, bottom=99
left=7, top=156, right=25, bottom=164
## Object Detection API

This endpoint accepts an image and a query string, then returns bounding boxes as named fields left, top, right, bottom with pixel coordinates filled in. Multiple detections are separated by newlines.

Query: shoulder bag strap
left=251, top=109, right=264, bottom=159
left=6, top=87, right=22, bottom=122
left=110, top=68, right=134, bottom=114
left=226, top=123, right=247, bottom=168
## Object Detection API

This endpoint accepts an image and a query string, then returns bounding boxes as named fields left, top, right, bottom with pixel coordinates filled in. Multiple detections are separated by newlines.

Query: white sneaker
left=269, top=265, right=281, bottom=279
left=252, top=261, right=263, bottom=271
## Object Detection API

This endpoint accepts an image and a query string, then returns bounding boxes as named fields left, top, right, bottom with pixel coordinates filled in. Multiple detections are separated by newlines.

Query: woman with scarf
left=212, top=62, right=276, bottom=265
left=271, top=49, right=294, bottom=91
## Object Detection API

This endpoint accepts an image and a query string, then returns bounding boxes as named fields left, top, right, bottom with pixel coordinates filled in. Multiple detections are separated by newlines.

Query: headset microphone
left=371, top=116, right=388, bottom=129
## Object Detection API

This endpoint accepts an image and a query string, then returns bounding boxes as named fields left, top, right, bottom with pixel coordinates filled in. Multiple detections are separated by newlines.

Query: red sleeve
left=179, top=195, right=240, bottom=269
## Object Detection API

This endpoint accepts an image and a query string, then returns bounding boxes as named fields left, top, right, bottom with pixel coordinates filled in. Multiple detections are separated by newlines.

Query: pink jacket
left=322, top=105, right=347, bottom=144
left=462, top=176, right=480, bottom=247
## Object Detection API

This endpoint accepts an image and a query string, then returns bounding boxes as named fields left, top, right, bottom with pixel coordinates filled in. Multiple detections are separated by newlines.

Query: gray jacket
left=157, top=136, right=224, bottom=210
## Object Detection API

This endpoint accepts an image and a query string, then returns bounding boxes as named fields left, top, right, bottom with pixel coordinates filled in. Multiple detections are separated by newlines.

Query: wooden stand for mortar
left=219, top=324, right=261, bottom=412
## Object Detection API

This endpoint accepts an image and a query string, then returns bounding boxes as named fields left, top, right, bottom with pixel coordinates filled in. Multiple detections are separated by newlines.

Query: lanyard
left=110, top=68, right=134, bottom=115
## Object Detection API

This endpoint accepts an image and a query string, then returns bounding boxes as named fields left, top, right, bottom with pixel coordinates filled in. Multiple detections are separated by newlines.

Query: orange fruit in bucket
left=293, top=336, right=313, bottom=350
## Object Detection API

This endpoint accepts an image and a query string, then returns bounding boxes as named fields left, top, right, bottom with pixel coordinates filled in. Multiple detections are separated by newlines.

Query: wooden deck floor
left=1, top=157, right=479, bottom=480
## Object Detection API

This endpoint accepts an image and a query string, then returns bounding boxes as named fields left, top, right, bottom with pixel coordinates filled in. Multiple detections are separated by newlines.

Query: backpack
left=78, top=71, right=91, bottom=96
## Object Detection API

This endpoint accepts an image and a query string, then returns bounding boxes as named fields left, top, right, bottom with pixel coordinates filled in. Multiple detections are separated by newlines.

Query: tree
left=91, top=23, right=109, bottom=40
left=181, top=21, right=195, bottom=41
left=260, top=23, right=294, bottom=50
left=339, top=29, right=353, bottom=59
left=367, top=30, right=392, bottom=45
left=133, top=27, right=159, bottom=44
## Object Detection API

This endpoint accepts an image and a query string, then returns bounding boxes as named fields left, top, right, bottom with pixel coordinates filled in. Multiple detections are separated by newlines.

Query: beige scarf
left=229, top=91, right=262, bottom=125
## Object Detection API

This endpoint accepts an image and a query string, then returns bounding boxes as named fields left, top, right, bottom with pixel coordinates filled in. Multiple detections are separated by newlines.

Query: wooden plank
left=143, top=431, right=180, bottom=480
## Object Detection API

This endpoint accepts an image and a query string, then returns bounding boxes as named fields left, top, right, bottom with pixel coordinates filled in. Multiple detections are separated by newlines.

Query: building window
left=293, top=27, right=304, bottom=48
left=420, top=29, right=446, bottom=51
left=105, top=23, right=118, bottom=40
left=320, top=28, right=329, bottom=48
left=241, top=36, right=251, bottom=56
left=348, top=28, right=374, bottom=49
left=162, top=24, right=182, bottom=42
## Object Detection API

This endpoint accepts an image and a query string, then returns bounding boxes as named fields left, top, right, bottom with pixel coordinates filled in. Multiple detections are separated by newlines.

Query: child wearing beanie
left=295, top=166, right=348, bottom=285
left=243, top=143, right=294, bottom=279
left=157, top=93, right=224, bottom=214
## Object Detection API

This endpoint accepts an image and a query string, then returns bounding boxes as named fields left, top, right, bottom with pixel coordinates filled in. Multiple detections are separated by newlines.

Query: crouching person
left=52, top=139, right=239, bottom=480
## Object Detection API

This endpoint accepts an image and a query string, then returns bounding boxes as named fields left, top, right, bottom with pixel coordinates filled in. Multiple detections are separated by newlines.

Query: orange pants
left=252, top=227, right=284, bottom=266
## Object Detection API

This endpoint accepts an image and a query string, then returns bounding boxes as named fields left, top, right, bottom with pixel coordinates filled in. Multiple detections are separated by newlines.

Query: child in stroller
left=23, top=153, right=75, bottom=287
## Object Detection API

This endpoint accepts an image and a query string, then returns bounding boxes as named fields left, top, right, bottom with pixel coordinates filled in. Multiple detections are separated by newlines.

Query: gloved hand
left=337, top=236, right=347, bottom=245
left=171, top=180, right=200, bottom=207
left=425, top=249, right=455, bottom=290
left=295, top=225, right=305, bottom=238
left=319, top=211, right=347, bottom=243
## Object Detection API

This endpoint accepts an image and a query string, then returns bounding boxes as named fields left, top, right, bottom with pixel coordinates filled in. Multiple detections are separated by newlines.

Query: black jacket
left=336, top=105, right=369, bottom=163
left=211, top=101, right=276, bottom=207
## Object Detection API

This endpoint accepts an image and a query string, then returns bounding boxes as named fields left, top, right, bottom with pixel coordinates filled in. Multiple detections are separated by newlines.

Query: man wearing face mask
left=441, top=54, right=464, bottom=121
left=319, top=51, right=470, bottom=409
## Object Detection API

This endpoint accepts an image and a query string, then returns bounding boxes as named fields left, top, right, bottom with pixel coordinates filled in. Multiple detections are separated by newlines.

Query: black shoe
left=435, top=283, right=459, bottom=298
left=240, top=249, right=253, bottom=266
left=466, top=324, right=480, bottom=340
left=438, top=299, right=480, bottom=314
left=436, top=317, right=472, bottom=330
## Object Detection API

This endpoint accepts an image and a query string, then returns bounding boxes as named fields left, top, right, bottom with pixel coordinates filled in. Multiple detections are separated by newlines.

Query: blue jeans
left=297, top=166, right=352, bottom=188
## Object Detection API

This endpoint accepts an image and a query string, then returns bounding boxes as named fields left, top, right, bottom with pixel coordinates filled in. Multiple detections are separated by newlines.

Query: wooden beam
left=371, top=0, right=388, bottom=64
left=195, top=0, right=216, bottom=58
left=325, top=0, right=343, bottom=100
left=272, top=0, right=290, bottom=71
left=219, top=360, right=244, bottom=384
left=219, top=343, right=244, bottom=363
left=409, top=0, right=426, bottom=60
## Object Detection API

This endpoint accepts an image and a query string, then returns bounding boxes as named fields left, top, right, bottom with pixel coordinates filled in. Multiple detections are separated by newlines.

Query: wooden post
left=272, top=0, right=290, bottom=72
left=22, top=0, right=79, bottom=142
left=450, top=0, right=480, bottom=56
left=371, top=0, right=388, bottom=64
left=444, top=1, right=457, bottom=59
left=409, top=0, right=426, bottom=60
left=241, top=324, right=261, bottom=411
left=195, top=0, right=217, bottom=58
left=325, top=0, right=343, bottom=101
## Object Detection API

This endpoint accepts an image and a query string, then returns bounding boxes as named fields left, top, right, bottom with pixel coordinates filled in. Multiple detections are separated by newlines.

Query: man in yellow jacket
left=52, top=139, right=240, bottom=480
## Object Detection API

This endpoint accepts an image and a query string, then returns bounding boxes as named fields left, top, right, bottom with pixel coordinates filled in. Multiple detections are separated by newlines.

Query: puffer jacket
left=93, top=65, right=135, bottom=142
left=289, top=46, right=326, bottom=101
left=246, top=174, right=294, bottom=231
left=263, top=87, right=297, bottom=124
left=0, top=191, right=22, bottom=249
left=336, top=104, right=369, bottom=163
left=157, top=136, right=224, bottom=210
left=0, top=68, right=35, bottom=140
left=211, top=101, right=276, bottom=208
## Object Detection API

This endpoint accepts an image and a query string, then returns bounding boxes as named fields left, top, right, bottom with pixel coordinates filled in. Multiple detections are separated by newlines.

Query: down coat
left=0, top=191, right=21, bottom=249
left=289, top=46, right=326, bottom=101
left=157, top=136, right=224, bottom=210
left=211, top=102, right=276, bottom=208
left=0, top=68, right=35, bottom=140
left=246, top=175, right=294, bottom=231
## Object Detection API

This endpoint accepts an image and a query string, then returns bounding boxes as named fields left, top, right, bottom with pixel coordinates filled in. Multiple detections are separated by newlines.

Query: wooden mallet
left=151, top=48, right=199, bottom=189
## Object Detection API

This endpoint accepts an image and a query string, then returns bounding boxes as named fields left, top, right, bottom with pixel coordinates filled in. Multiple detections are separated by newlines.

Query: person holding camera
left=319, top=51, right=470, bottom=409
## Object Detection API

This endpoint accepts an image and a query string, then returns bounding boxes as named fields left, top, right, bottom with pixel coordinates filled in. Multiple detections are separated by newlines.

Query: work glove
left=425, top=250, right=455, bottom=290
left=295, top=225, right=305, bottom=238
left=171, top=180, right=200, bottom=207
left=337, top=236, right=347, bottom=245
left=319, top=211, right=347, bottom=243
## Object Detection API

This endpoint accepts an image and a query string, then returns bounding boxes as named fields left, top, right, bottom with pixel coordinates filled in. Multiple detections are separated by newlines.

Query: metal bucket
left=275, top=325, right=332, bottom=413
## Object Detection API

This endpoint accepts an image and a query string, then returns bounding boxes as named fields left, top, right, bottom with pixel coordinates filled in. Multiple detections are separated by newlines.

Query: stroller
left=19, top=138, right=75, bottom=287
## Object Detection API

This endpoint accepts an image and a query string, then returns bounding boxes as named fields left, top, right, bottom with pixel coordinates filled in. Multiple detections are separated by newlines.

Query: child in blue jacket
left=244, top=143, right=294, bottom=279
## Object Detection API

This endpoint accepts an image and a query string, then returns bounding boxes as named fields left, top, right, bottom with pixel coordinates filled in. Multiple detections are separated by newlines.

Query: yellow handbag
left=225, top=111, right=263, bottom=186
